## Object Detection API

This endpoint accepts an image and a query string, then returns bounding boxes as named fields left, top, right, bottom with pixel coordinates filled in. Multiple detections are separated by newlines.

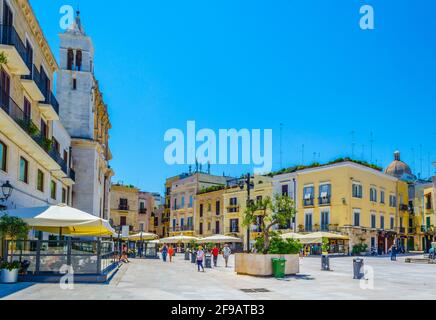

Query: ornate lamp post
left=0, top=181, right=13, bottom=209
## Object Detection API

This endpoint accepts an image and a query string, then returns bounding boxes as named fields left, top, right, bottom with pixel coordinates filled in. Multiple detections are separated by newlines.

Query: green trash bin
left=271, top=258, right=286, bottom=278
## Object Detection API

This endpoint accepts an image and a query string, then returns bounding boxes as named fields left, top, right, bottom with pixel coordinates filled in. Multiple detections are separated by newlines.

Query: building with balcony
left=169, top=171, right=230, bottom=237
left=0, top=0, right=74, bottom=216
left=56, top=11, right=113, bottom=219
left=223, top=175, right=273, bottom=251
left=109, top=183, right=139, bottom=234
left=272, top=172, right=297, bottom=232
left=413, top=182, right=435, bottom=252
left=294, top=156, right=413, bottom=254
left=194, top=185, right=225, bottom=237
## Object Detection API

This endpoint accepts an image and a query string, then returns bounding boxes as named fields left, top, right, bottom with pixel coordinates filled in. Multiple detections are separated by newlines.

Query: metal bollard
left=205, top=254, right=212, bottom=268
left=321, top=254, right=330, bottom=271
left=353, top=258, right=364, bottom=279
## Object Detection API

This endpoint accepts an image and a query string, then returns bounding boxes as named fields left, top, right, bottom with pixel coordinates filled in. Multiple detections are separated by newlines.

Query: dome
left=385, top=151, right=414, bottom=180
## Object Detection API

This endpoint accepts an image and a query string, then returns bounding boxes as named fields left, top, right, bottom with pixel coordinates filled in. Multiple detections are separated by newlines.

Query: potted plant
left=0, top=215, right=29, bottom=283
left=235, top=194, right=301, bottom=276
left=0, top=52, right=8, bottom=65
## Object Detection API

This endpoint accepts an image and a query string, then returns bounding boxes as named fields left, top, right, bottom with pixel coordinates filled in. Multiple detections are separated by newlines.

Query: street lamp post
left=239, top=174, right=253, bottom=252
left=0, top=181, right=14, bottom=209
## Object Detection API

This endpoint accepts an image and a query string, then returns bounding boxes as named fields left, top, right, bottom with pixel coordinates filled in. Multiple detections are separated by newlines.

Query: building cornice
left=18, top=0, right=59, bottom=72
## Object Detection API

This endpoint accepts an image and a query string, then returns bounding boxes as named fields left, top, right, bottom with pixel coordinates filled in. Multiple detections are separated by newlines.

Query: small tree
left=0, top=214, right=29, bottom=265
left=243, top=194, right=295, bottom=254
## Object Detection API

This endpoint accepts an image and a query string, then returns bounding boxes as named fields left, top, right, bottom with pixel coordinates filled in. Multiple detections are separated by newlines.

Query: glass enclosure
left=4, top=240, right=117, bottom=275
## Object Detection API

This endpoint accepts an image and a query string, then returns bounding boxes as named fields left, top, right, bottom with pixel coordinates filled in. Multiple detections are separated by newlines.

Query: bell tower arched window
left=67, top=49, right=74, bottom=70
left=76, top=50, right=82, bottom=71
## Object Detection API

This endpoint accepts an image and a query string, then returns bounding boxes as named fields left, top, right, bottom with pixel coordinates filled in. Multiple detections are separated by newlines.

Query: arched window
left=76, top=50, right=82, bottom=71
left=67, top=49, right=74, bottom=70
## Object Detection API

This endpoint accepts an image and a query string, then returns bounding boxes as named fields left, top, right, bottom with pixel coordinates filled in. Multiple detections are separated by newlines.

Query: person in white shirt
left=222, top=244, right=232, bottom=268
left=196, top=246, right=205, bottom=272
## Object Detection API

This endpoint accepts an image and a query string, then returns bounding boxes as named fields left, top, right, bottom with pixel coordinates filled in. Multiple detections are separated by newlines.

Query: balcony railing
left=139, top=208, right=147, bottom=214
left=40, top=88, right=59, bottom=115
left=318, top=196, right=331, bottom=206
left=170, top=225, right=194, bottom=232
left=118, top=204, right=129, bottom=211
left=225, top=227, right=240, bottom=233
left=0, top=24, right=27, bottom=64
left=21, top=63, right=43, bottom=90
left=398, top=227, right=405, bottom=234
left=399, top=204, right=408, bottom=211
left=69, top=168, right=76, bottom=182
left=303, top=198, right=314, bottom=207
left=408, top=227, right=415, bottom=234
left=0, top=91, right=68, bottom=174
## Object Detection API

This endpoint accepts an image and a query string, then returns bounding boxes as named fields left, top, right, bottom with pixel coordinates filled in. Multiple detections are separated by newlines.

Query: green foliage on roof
left=267, top=157, right=383, bottom=177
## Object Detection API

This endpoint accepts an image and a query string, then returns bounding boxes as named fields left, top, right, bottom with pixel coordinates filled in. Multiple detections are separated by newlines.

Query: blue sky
left=31, top=0, right=436, bottom=194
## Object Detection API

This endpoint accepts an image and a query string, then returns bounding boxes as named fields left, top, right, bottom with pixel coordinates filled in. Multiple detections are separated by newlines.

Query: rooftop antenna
left=301, top=144, right=305, bottom=164
left=279, top=123, right=283, bottom=169
left=361, top=144, right=365, bottom=160
left=370, top=131, right=374, bottom=163
left=411, top=147, right=416, bottom=173
left=351, top=130, right=356, bottom=158
left=313, top=152, right=317, bottom=163
left=207, top=161, right=211, bottom=174
left=427, top=152, right=431, bottom=179
left=419, top=144, right=423, bottom=178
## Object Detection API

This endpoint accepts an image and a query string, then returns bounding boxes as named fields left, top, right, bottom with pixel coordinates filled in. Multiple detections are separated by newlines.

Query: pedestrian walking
left=168, top=245, right=175, bottom=262
left=196, top=246, right=205, bottom=272
left=222, top=244, right=232, bottom=268
left=161, top=244, right=168, bottom=262
left=390, top=245, right=397, bottom=261
left=211, top=245, right=219, bottom=267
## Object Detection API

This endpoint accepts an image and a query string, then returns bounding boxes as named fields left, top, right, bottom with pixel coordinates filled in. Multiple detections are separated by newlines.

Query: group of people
left=160, top=243, right=232, bottom=272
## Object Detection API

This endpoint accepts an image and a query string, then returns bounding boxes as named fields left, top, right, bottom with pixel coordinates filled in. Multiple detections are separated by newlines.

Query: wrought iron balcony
left=118, top=204, right=129, bottom=211
left=0, top=91, right=68, bottom=175
left=399, top=204, right=408, bottom=211
left=0, top=24, right=28, bottom=74
left=303, top=198, right=314, bottom=207
left=318, top=196, right=331, bottom=206
left=225, top=227, right=240, bottom=233
left=69, top=168, right=76, bottom=182
left=139, top=208, right=147, bottom=214
left=398, top=227, right=405, bottom=234
left=21, top=64, right=44, bottom=101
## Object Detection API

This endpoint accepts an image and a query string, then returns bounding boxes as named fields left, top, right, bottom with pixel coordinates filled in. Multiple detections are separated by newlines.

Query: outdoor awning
left=4, top=204, right=115, bottom=236
left=159, top=235, right=199, bottom=244
left=298, top=232, right=349, bottom=244
left=280, top=232, right=305, bottom=240
left=197, top=234, right=243, bottom=243
left=128, top=232, right=158, bottom=241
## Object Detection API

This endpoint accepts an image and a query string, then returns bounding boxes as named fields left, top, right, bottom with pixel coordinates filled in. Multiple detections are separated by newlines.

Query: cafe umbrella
left=4, top=204, right=115, bottom=237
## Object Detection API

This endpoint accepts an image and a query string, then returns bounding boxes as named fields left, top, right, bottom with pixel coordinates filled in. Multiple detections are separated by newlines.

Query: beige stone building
left=110, top=184, right=139, bottom=234
left=169, top=172, right=230, bottom=236
left=0, top=0, right=74, bottom=214
left=194, top=186, right=225, bottom=237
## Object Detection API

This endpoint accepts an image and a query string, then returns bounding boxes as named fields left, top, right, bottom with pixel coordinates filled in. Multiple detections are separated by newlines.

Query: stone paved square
left=1, top=254, right=435, bottom=300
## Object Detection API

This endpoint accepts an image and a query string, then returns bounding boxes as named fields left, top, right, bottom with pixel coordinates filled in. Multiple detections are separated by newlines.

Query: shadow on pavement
left=0, top=282, right=35, bottom=299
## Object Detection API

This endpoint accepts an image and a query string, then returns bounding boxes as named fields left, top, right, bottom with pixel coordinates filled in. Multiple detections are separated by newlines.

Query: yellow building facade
left=223, top=175, right=273, bottom=250
left=295, top=161, right=414, bottom=253
left=110, top=184, right=139, bottom=234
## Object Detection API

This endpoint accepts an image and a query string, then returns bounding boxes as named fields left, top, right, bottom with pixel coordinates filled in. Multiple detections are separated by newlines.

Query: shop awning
left=128, top=232, right=158, bottom=241
left=197, top=234, right=243, bottom=243
left=159, top=235, right=199, bottom=244
left=4, top=204, right=115, bottom=237
left=280, top=232, right=306, bottom=240
left=299, top=232, right=349, bottom=244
